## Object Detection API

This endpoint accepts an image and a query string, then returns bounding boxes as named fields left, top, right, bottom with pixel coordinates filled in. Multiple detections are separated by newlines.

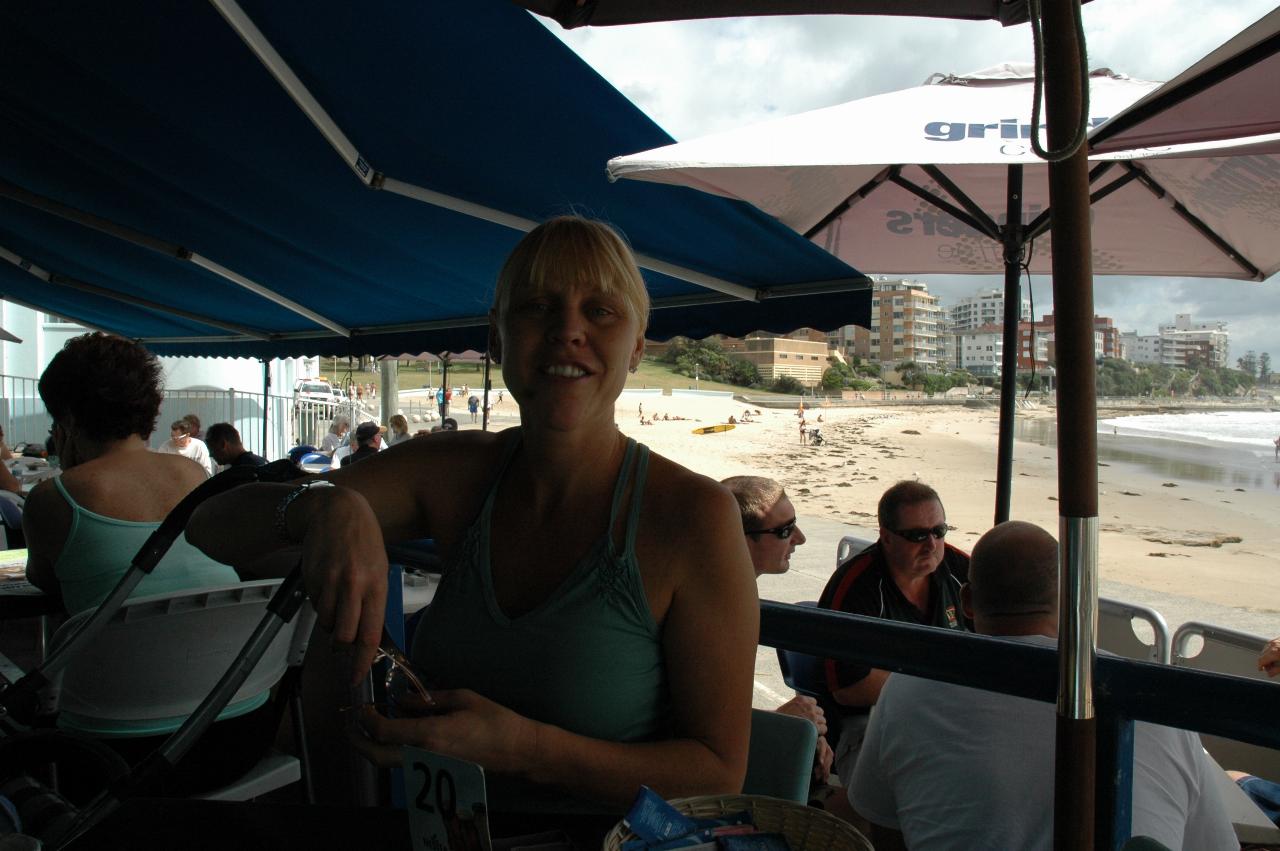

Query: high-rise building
left=857, top=278, right=944, bottom=368
left=948, top=288, right=1031, bottom=332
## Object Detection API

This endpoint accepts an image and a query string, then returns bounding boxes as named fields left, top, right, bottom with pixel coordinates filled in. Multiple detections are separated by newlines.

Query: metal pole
left=482, top=351, right=492, bottom=432
left=380, top=357, right=397, bottom=427
left=994, top=163, right=1023, bottom=525
left=1042, top=1, right=1099, bottom=847
left=261, top=360, right=270, bottom=459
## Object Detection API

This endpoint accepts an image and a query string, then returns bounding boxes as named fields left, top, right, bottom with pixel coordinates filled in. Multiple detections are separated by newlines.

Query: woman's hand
left=348, top=689, right=539, bottom=776
left=297, top=486, right=389, bottom=682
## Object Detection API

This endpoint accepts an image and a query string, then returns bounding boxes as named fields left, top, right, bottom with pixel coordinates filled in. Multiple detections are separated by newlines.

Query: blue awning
left=0, top=0, right=869, bottom=358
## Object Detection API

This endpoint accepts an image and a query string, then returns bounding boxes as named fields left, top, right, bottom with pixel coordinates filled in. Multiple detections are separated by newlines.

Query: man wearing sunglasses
left=721, top=475, right=836, bottom=793
left=817, top=480, right=972, bottom=781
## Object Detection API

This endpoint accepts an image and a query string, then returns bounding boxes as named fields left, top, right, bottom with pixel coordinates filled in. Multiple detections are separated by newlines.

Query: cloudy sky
left=540, top=1, right=1279, bottom=363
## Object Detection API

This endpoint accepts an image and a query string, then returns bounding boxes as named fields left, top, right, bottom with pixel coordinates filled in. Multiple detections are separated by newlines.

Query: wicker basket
left=602, top=793, right=873, bottom=851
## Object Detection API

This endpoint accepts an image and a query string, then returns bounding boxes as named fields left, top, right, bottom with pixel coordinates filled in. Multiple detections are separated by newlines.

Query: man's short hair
left=878, top=480, right=943, bottom=529
left=204, top=422, right=240, bottom=447
left=721, top=475, right=785, bottom=528
left=354, top=421, right=380, bottom=445
left=170, top=419, right=191, bottom=436
left=969, top=521, right=1058, bottom=617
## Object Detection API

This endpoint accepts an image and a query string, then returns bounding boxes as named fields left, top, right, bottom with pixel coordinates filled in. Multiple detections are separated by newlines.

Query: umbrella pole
left=994, top=164, right=1024, bottom=525
left=1042, top=0, right=1099, bottom=847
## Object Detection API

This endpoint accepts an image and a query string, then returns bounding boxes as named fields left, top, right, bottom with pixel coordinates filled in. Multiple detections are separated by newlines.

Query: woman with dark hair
left=22, top=333, right=277, bottom=795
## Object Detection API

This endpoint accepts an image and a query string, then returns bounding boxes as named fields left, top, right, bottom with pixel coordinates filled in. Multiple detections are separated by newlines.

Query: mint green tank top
left=411, top=434, right=669, bottom=812
left=51, top=477, right=265, bottom=737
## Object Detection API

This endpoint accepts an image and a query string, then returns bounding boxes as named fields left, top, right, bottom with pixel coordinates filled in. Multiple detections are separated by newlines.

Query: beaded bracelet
left=274, top=480, right=334, bottom=542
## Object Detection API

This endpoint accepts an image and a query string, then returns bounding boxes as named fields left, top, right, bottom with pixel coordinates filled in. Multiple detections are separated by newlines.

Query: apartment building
left=1120, top=313, right=1229, bottom=368
left=955, top=324, right=1005, bottom=378
left=1017, top=313, right=1119, bottom=369
left=948, top=288, right=1030, bottom=332
left=735, top=334, right=830, bottom=385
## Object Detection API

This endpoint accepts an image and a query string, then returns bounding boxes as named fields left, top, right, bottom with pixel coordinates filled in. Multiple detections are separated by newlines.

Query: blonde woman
left=189, top=216, right=757, bottom=814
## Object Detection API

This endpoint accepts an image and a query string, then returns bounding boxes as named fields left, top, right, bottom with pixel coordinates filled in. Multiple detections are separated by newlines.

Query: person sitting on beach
left=849, top=521, right=1236, bottom=851
left=157, top=417, right=214, bottom=477
left=728, top=416, right=737, bottom=425
left=186, top=215, right=758, bottom=812
left=721, top=476, right=837, bottom=797
left=205, top=422, right=267, bottom=468
left=22, top=334, right=280, bottom=796
left=818, top=480, right=971, bottom=780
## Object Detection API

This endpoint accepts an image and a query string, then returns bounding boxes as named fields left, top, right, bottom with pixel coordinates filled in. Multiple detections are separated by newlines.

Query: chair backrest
left=51, top=580, right=300, bottom=723
left=835, top=535, right=875, bottom=567
left=742, top=708, right=817, bottom=803
left=1172, top=622, right=1279, bottom=781
left=774, top=601, right=844, bottom=749
left=1097, top=597, right=1171, bottom=664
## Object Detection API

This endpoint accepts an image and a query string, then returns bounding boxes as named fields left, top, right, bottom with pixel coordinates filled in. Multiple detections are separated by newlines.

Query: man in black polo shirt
left=818, top=480, right=971, bottom=780
left=205, top=422, right=268, bottom=469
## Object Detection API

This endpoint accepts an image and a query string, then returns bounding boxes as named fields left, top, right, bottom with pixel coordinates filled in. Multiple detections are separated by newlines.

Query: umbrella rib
left=919, top=164, right=1002, bottom=240
left=213, top=0, right=762, bottom=305
left=1122, top=163, right=1263, bottom=280
left=0, top=245, right=271, bottom=340
left=890, top=172, right=1000, bottom=242
left=803, top=167, right=895, bottom=240
left=0, top=178, right=353, bottom=337
left=1024, top=166, right=1138, bottom=242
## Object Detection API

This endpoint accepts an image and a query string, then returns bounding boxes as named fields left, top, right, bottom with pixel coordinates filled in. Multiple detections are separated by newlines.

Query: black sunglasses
left=746, top=517, right=798, bottom=540
left=889, top=524, right=948, bottom=544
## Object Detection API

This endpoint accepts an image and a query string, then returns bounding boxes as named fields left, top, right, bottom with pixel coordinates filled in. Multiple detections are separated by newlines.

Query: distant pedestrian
left=468, top=395, right=480, bottom=423
left=1274, top=435, right=1279, bottom=459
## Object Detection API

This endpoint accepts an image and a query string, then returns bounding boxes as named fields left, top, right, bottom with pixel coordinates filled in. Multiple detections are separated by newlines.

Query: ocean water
left=1018, top=410, right=1280, bottom=492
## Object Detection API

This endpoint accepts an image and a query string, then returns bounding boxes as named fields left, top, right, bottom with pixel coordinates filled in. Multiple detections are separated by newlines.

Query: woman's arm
left=186, top=436, right=474, bottom=679
left=22, top=480, right=70, bottom=598
left=350, top=479, right=760, bottom=808
left=0, top=461, right=20, bottom=495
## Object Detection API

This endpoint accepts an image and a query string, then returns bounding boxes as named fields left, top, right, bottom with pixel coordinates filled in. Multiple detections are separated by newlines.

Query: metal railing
left=759, top=602, right=1280, bottom=849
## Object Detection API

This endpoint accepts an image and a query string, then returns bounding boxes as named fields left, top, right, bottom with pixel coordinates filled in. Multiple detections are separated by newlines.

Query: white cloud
left=540, top=3, right=1280, bottom=357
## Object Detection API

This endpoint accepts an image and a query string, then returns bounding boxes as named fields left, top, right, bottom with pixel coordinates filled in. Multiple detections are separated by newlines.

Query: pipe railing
left=758, top=600, right=1280, bottom=848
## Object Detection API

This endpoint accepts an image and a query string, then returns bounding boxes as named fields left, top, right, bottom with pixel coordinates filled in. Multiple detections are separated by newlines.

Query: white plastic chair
left=1097, top=597, right=1171, bottom=664
left=1172, top=622, right=1279, bottom=783
left=47, top=580, right=316, bottom=801
left=836, top=535, right=875, bottom=567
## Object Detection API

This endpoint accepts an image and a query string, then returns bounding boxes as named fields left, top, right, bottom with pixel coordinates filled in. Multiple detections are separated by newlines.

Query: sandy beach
left=469, top=390, right=1280, bottom=707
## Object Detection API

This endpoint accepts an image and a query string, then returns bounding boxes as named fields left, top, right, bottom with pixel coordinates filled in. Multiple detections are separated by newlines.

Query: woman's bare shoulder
left=640, top=450, right=742, bottom=551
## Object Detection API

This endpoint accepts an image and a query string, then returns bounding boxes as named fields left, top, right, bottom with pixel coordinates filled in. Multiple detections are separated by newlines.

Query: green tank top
left=51, top=477, right=265, bottom=737
left=411, top=434, right=668, bottom=812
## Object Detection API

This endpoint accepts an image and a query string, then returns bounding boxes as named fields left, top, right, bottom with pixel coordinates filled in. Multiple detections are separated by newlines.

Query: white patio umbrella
left=609, top=62, right=1280, bottom=522
left=610, top=62, right=1280, bottom=281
